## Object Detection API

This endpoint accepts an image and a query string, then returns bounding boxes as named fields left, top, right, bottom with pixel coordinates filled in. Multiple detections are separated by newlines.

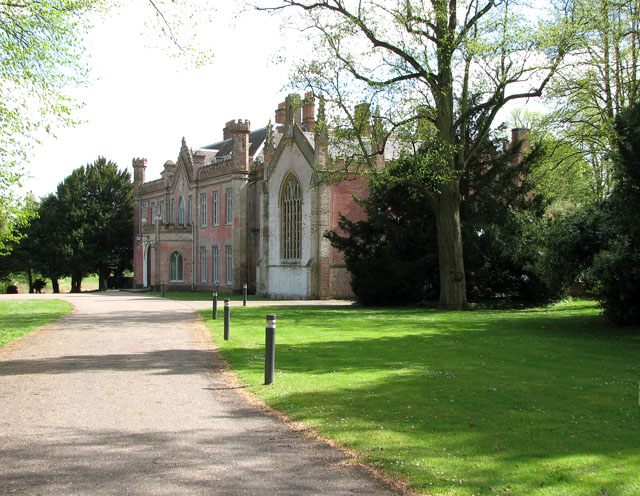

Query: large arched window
left=178, top=196, right=186, bottom=226
left=170, top=251, right=184, bottom=281
left=280, top=173, right=302, bottom=260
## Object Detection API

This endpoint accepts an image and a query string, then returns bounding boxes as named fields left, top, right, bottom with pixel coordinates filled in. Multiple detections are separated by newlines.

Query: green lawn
left=201, top=300, right=640, bottom=495
left=0, top=300, right=73, bottom=348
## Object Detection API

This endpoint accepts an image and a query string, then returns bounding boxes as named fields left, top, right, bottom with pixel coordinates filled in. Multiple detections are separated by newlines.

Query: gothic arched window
left=280, top=173, right=302, bottom=260
left=178, top=196, right=186, bottom=226
left=170, top=251, right=184, bottom=281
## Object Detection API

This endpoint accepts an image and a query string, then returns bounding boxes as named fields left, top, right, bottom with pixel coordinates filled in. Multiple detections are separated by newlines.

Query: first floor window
left=212, top=189, right=220, bottom=226
left=170, top=198, right=176, bottom=224
left=200, top=192, right=208, bottom=227
left=178, top=196, right=186, bottom=226
left=200, top=246, right=207, bottom=283
left=150, top=201, right=156, bottom=223
left=159, top=200, right=165, bottom=223
left=225, top=187, right=233, bottom=225
left=188, top=194, right=193, bottom=225
left=225, top=245, right=233, bottom=285
left=170, top=251, right=184, bottom=281
left=212, top=245, right=219, bottom=284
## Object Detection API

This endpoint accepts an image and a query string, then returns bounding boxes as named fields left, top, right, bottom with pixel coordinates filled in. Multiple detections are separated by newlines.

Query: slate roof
left=202, top=127, right=268, bottom=158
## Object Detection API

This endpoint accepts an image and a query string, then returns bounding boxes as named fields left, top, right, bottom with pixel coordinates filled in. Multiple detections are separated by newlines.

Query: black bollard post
left=224, top=298, right=230, bottom=341
left=161, top=280, right=165, bottom=297
left=265, top=314, right=276, bottom=385
left=212, top=291, right=218, bottom=320
left=243, top=283, right=247, bottom=306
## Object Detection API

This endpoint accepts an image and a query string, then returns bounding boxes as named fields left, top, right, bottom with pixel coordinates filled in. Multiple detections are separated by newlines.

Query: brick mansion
left=132, top=94, right=371, bottom=298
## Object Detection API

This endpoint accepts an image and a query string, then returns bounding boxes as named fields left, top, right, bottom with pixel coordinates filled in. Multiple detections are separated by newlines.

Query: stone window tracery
left=280, top=173, right=302, bottom=260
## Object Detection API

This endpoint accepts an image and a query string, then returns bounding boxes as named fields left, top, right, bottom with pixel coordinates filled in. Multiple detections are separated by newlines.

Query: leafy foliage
left=267, top=0, right=579, bottom=309
left=546, top=0, right=640, bottom=201
left=538, top=102, right=640, bottom=326
left=0, top=1, right=97, bottom=252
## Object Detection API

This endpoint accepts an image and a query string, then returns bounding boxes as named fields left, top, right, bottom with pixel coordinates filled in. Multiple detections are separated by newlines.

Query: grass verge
left=201, top=300, right=640, bottom=496
left=0, top=300, right=73, bottom=348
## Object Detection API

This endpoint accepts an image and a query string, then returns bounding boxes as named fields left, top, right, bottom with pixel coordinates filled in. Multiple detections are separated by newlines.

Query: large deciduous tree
left=260, top=0, right=578, bottom=309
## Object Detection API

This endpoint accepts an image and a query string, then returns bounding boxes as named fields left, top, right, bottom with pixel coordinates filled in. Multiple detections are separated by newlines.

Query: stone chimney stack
left=275, top=102, right=286, bottom=124
left=229, top=119, right=251, bottom=172
left=132, top=158, right=147, bottom=194
left=223, top=121, right=233, bottom=141
left=302, top=92, right=316, bottom=132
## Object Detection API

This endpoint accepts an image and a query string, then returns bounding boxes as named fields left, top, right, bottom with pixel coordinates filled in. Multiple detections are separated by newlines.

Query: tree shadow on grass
left=223, top=306, right=640, bottom=494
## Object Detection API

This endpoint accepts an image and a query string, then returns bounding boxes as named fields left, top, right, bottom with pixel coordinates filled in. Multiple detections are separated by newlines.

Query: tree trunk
left=51, top=278, right=60, bottom=293
left=434, top=186, right=467, bottom=310
left=98, top=268, right=109, bottom=291
left=71, top=271, right=82, bottom=293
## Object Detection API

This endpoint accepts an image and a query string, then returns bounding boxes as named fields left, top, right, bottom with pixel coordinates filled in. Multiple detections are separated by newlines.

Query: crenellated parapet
left=139, top=178, right=165, bottom=194
left=228, top=119, right=250, bottom=172
left=226, top=119, right=250, bottom=134
left=132, top=158, right=147, bottom=195
left=198, top=159, right=234, bottom=181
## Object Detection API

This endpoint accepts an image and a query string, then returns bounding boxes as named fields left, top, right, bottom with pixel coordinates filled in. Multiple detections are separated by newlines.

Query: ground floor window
left=200, top=246, right=207, bottom=283
left=225, top=245, right=232, bottom=285
left=212, top=245, right=219, bottom=284
left=170, top=251, right=184, bottom=281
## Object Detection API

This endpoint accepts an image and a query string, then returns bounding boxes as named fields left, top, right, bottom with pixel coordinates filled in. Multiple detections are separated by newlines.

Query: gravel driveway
left=0, top=292, right=402, bottom=495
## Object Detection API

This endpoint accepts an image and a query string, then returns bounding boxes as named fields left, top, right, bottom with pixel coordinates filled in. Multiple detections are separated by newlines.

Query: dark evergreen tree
left=327, top=131, right=555, bottom=306
left=591, top=102, right=640, bottom=325
left=326, top=161, right=439, bottom=306
left=29, top=194, right=73, bottom=293
left=82, top=157, right=133, bottom=290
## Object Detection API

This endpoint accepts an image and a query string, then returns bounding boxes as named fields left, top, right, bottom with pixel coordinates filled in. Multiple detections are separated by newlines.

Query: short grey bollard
left=161, top=280, right=165, bottom=297
left=265, top=314, right=276, bottom=385
left=224, top=298, right=230, bottom=341
left=243, top=283, right=247, bottom=306
left=212, top=291, right=218, bottom=320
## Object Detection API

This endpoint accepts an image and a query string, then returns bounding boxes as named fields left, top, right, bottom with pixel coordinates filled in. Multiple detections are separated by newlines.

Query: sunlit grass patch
left=0, top=300, right=72, bottom=348
left=201, top=300, right=640, bottom=495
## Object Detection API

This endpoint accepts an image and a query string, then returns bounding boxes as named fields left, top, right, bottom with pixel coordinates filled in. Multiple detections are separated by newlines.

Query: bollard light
left=265, top=314, right=276, bottom=385
left=224, top=298, right=230, bottom=341
left=161, top=280, right=165, bottom=297
left=243, top=283, right=248, bottom=306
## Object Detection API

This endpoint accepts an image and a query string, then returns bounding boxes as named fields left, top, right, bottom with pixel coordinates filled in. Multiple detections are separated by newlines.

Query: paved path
left=0, top=293, right=401, bottom=495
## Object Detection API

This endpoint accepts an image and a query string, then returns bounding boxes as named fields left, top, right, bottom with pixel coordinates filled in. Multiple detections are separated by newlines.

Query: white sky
left=23, top=2, right=298, bottom=199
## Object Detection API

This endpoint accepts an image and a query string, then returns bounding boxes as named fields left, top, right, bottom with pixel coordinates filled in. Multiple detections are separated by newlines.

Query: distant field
left=202, top=300, right=640, bottom=495
left=0, top=300, right=73, bottom=348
